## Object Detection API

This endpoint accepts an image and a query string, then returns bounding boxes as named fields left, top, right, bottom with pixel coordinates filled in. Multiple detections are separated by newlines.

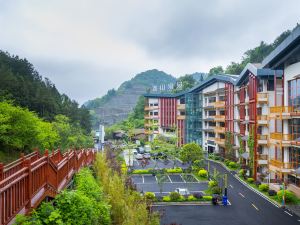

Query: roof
left=262, top=25, right=300, bottom=69
left=144, top=74, right=238, bottom=98
left=235, top=63, right=283, bottom=86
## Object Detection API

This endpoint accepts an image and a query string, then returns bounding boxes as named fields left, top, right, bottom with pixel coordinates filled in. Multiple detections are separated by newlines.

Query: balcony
left=214, top=115, right=225, bottom=121
left=257, top=115, right=268, bottom=126
left=214, top=101, right=225, bottom=108
left=257, top=134, right=268, bottom=145
left=177, top=115, right=186, bottom=120
left=257, top=93, right=268, bottom=104
left=177, top=104, right=186, bottom=111
left=269, top=133, right=292, bottom=146
left=144, top=115, right=159, bottom=120
left=258, top=154, right=268, bottom=165
left=144, top=105, right=159, bottom=111
left=214, top=127, right=225, bottom=133
left=269, top=106, right=292, bottom=119
left=214, top=137, right=225, bottom=146
left=269, top=159, right=294, bottom=173
left=144, top=123, right=158, bottom=128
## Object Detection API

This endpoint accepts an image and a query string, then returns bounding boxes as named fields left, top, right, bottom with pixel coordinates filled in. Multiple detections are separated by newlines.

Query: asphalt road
left=153, top=160, right=300, bottom=225
left=133, top=158, right=190, bottom=170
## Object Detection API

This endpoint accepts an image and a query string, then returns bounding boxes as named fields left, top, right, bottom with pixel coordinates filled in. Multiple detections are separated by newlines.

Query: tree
left=208, top=66, right=224, bottom=76
left=180, top=142, right=203, bottom=163
left=247, top=125, right=255, bottom=177
left=225, top=131, right=234, bottom=160
left=173, top=74, right=196, bottom=92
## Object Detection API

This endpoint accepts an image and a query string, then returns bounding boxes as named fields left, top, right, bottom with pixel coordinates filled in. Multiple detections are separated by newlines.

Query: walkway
left=0, top=149, right=96, bottom=225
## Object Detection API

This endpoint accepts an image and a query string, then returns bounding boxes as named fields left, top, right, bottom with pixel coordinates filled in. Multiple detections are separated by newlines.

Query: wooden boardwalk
left=0, top=149, right=96, bottom=225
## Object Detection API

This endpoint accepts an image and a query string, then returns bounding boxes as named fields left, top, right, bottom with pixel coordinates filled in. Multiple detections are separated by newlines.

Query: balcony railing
left=257, top=93, right=268, bottom=103
left=177, top=115, right=186, bottom=120
left=257, top=134, right=268, bottom=140
left=257, top=115, right=268, bottom=121
left=214, top=101, right=225, bottom=108
left=144, top=115, right=159, bottom=120
left=214, top=115, right=225, bottom=121
left=270, top=133, right=292, bottom=141
left=258, top=154, right=268, bottom=160
left=177, top=104, right=185, bottom=110
left=269, top=159, right=293, bottom=169
left=214, top=137, right=225, bottom=145
left=144, top=105, right=159, bottom=111
left=214, top=127, right=225, bottom=133
left=270, top=106, right=293, bottom=113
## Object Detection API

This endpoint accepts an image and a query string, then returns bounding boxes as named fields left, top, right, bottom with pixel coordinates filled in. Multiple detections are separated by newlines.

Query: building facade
left=144, top=26, right=300, bottom=196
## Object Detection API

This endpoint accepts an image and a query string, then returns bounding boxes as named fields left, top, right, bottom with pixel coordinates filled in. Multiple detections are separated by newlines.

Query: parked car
left=143, top=153, right=151, bottom=159
left=135, top=153, right=143, bottom=160
left=174, top=188, right=190, bottom=196
left=144, top=145, right=151, bottom=153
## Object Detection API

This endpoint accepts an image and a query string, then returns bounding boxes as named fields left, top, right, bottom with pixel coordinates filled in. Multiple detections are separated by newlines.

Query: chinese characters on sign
left=152, top=81, right=182, bottom=92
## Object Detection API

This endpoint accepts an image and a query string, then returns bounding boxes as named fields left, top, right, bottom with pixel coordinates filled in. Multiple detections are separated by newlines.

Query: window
left=219, top=96, right=225, bottom=101
left=288, top=79, right=300, bottom=111
left=267, top=80, right=274, bottom=91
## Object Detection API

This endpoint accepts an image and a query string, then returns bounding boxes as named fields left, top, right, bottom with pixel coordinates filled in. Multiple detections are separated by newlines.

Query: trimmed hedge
left=198, top=169, right=208, bottom=178
left=247, top=178, right=254, bottom=183
left=277, top=190, right=297, bottom=203
left=145, top=192, right=156, bottom=201
left=166, top=168, right=183, bottom=173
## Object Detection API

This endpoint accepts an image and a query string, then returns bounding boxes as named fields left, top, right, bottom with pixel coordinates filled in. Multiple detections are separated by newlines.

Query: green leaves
left=180, top=142, right=203, bottom=163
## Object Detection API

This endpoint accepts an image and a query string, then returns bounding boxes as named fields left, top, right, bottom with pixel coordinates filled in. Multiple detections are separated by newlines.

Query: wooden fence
left=0, top=149, right=96, bottom=225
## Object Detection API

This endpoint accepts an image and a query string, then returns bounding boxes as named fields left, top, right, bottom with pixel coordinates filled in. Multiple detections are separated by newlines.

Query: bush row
left=132, top=167, right=183, bottom=174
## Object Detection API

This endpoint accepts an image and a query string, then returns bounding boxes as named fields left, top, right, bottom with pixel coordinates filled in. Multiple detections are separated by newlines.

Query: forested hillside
left=0, top=51, right=91, bottom=133
left=85, top=69, right=176, bottom=127
left=0, top=51, right=93, bottom=163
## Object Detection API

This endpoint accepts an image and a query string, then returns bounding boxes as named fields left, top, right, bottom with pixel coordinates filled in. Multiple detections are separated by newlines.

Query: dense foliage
left=0, top=101, right=93, bottom=160
left=180, top=142, right=203, bottom=163
left=14, top=168, right=111, bottom=225
left=95, top=151, right=159, bottom=225
left=0, top=51, right=91, bottom=133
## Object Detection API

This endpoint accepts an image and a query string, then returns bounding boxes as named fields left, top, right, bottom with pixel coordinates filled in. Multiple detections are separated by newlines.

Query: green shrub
left=203, top=196, right=213, bottom=201
left=228, top=162, right=237, bottom=169
left=258, top=184, right=269, bottom=192
left=132, top=169, right=150, bottom=174
left=277, top=190, right=297, bottom=203
left=211, top=186, right=222, bottom=194
left=198, top=169, right=208, bottom=178
left=224, top=159, right=230, bottom=166
left=169, top=192, right=181, bottom=201
left=208, top=180, right=218, bottom=188
left=247, top=178, right=254, bottom=183
left=166, top=167, right=183, bottom=173
left=239, top=169, right=245, bottom=177
left=144, top=192, right=156, bottom=201
left=163, top=196, right=171, bottom=202
left=187, top=195, right=197, bottom=201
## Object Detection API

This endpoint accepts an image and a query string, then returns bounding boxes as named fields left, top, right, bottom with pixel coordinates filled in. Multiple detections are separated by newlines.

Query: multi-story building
left=143, top=25, right=300, bottom=196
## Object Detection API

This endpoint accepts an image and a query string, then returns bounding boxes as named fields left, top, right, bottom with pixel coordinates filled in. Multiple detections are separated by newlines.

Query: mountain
left=85, top=69, right=176, bottom=127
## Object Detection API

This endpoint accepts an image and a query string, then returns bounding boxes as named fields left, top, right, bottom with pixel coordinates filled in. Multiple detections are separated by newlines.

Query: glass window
left=267, top=80, right=274, bottom=91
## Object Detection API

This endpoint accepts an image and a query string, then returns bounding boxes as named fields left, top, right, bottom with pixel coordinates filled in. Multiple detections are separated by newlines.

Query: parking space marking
left=180, top=175, right=187, bottom=183
left=284, top=211, right=293, bottom=217
left=167, top=175, right=172, bottom=183
left=155, top=175, right=158, bottom=182
left=142, top=175, right=145, bottom=184
left=239, top=193, right=245, bottom=198
left=252, top=204, right=259, bottom=211
left=192, top=174, right=200, bottom=182
left=229, top=184, right=233, bottom=189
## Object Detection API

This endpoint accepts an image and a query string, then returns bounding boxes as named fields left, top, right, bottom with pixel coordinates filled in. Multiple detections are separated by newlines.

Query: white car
left=174, top=188, right=190, bottom=196
left=143, top=153, right=151, bottom=159
left=135, top=153, right=143, bottom=160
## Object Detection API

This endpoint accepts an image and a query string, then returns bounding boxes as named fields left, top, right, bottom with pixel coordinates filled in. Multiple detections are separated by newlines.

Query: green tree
left=208, top=66, right=224, bottom=76
left=180, top=142, right=203, bottom=163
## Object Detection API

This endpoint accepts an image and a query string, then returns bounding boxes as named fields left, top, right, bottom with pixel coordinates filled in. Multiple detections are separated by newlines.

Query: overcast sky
left=0, top=0, right=299, bottom=104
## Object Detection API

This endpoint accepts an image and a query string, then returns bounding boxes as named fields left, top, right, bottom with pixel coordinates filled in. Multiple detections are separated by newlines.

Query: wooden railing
left=214, top=127, right=225, bottom=133
left=214, top=101, right=225, bottom=108
left=144, top=106, right=159, bottom=111
left=0, top=149, right=96, bottom=225
left=257, top=134, right=268, bottom=140
left=214, top=138, right=225, bottom=145
left=270, top=133, right=292, bottom=141
left=270, top=106, right=293, bottom=113
left=257, top=93, right=268, bottom=102
left=269, top=159, right=293, bottom=169
left=257, top=115, right=268, bottom=121
left=177, top=104, right=185, bottom=110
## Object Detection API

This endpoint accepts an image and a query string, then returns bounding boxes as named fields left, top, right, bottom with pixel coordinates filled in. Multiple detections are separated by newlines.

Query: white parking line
left=180, top=174, right=186, bottom=183
left=168, top=175, right=172, bottom=183
left=229, top=184, right=233, bottom=189
left=252, top=204, right=259, bottom=211
left=142, top=175, right=145, bottom=184
left=155, top=176, right=158, bottom=182
left=191, top=174, right=200, bottom=182
left=239, top=193, right=245, bottom=198
left=284, top=211, right=293, bottom=217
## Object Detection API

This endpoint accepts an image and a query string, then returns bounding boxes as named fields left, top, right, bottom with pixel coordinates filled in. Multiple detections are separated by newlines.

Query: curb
left=234, top=174, right=281, bottom=208
left=152, top=201, right=212, bottom=206
left=207, top=159, right=233, bottom=173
